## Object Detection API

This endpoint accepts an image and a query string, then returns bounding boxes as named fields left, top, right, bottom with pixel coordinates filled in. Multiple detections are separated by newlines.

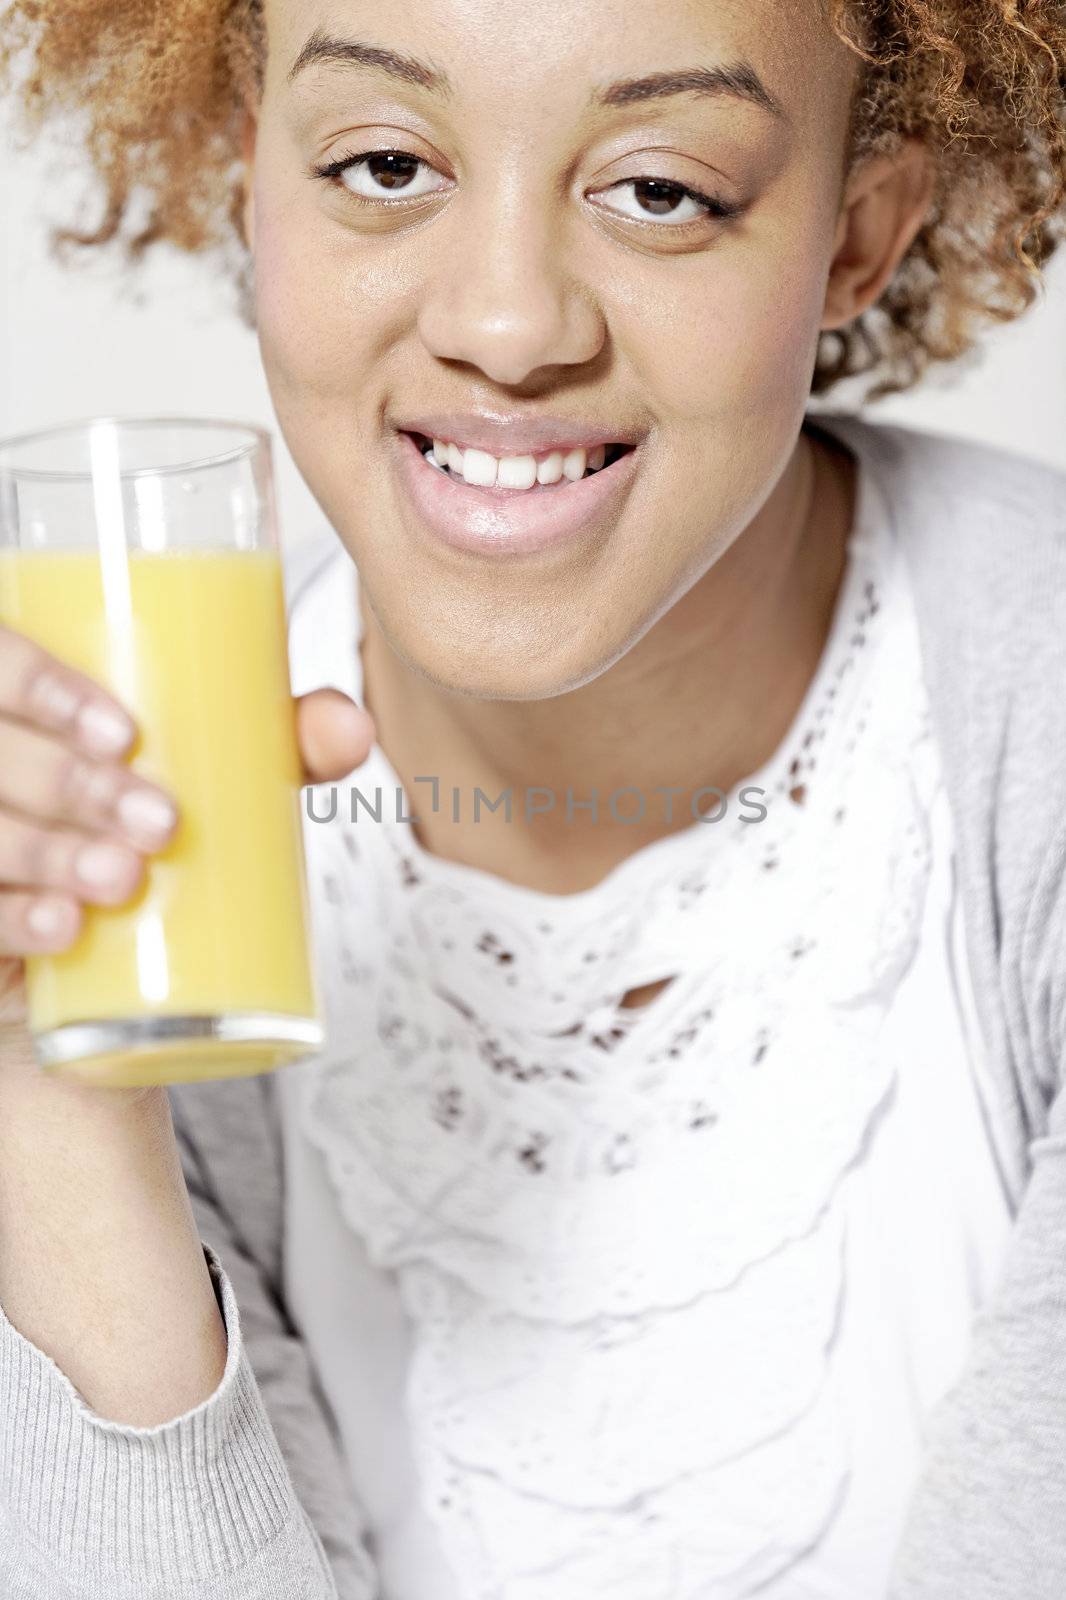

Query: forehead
left=263, top=0, right=856, bottom=126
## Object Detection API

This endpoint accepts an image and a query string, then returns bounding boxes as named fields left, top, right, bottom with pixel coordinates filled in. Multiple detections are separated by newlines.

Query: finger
left=0, top=624, right=137, bottom=758
left=296, top=689, right=376, bottom=785
left=0, top=812, right=146, bottom=907
left=0, top=717, right=179, bottom=850
left=0, top=891, right=83, bottom=957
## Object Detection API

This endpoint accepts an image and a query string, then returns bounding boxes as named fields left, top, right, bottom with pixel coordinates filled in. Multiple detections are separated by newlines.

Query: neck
left=358, top=422, right=856, bottom=895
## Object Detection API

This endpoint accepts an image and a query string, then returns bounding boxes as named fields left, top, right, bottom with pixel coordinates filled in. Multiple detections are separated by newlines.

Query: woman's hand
left=0, top=619, right=375, bottom=1082
left=0, top=626, right=376, bottom=1424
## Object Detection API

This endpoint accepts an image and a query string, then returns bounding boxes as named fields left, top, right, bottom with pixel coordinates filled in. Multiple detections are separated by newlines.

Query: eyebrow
left=597, top=64, right=785, bottom=120
left=288, top=33, right=451, bottom=94
left=287, top=31, right=786, bottom=122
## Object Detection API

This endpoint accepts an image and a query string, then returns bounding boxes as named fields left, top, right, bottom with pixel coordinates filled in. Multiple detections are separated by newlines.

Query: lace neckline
left=326, top=420, right=896, bottom=915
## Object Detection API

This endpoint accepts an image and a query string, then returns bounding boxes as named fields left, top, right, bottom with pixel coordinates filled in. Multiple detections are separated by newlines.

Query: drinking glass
left=0, top=417, right=325, bottom=1087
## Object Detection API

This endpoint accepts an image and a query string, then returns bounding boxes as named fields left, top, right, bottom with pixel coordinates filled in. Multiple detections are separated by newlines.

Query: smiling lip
left=391, top=412, right=646, bottom=456
left=391, top=428, right=642, bottom=558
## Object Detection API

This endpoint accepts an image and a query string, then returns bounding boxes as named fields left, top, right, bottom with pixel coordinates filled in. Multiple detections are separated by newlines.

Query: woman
left=1, top=1, right=1066, bottom=1596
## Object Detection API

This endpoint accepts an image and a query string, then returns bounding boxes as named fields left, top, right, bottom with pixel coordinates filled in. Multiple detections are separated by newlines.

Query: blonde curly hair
left=2, top=0, right=1065, bottom=399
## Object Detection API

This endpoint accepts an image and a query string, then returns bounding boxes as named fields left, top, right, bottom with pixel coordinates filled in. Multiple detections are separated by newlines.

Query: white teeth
left=496, top=454, right=539, bottom=490
left=423, top=436, right=617, bottom=489
left=562, top=448, right=587, bottom=482
left=461, top=447, right=499, bottom=488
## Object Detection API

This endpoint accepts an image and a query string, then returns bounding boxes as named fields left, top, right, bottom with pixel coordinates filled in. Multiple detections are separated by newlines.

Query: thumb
left=295, top=688, right=376, bottom=784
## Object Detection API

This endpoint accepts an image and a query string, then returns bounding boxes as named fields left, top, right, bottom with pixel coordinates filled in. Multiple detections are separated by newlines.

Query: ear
left=240, top=106, right=258, bottom=249
left=821, top=139, right=935, bottom=331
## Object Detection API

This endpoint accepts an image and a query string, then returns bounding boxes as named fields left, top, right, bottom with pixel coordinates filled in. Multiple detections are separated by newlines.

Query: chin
left=379, top=613, right=624, bottom=704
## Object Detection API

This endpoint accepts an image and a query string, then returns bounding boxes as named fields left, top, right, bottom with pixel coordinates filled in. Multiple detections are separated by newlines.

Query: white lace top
left=277, top=425, right=1020, bottom=1600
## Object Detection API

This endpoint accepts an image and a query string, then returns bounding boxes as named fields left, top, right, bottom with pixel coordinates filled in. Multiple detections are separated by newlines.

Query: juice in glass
left=0, top=544, right=323, bottom=1086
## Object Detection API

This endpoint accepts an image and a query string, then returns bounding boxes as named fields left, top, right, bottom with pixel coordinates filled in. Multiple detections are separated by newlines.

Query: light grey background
left=3, top=123, right=1066, bottom=552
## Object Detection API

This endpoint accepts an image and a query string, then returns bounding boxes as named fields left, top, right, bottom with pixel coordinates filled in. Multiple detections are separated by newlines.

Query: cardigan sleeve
left=886, top=1082, right=1066, bottom=1599
left=887, top=816, right=1066, bottom=1599
left=0, top=1077, right=379, bottom=1600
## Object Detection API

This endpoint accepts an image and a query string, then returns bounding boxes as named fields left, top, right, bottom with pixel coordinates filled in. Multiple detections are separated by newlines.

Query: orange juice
left=0, top=547, right=322, bottom=1086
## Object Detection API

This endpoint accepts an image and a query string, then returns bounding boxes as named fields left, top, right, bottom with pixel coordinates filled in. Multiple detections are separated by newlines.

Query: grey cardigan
left=3, top=412, right=1066, bottom=1599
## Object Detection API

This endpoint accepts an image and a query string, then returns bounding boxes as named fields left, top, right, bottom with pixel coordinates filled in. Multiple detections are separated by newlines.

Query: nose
left=415, top=181, right=606, bottom=386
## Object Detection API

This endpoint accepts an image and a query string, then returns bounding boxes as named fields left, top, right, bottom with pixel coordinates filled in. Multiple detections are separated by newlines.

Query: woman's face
left=251, top=0, right=859, bottom=698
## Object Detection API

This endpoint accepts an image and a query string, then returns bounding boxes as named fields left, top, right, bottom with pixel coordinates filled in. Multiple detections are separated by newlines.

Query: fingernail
left=78, top=703, right=133, bottom=756
left=38, top=678, right=81, bottom=725
left=75, top=841, right=134, bottom=890
left=27, top=899, right=73, bottom=941
left=117, top=789, right=178, bottom=844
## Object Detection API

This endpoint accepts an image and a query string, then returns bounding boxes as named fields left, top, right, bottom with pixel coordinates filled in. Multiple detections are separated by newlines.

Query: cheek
left=623, top=218, right=833, bottom=438
left=256, top=247, right=334, bottom=393
left=251, top=189, right=391, bottom=407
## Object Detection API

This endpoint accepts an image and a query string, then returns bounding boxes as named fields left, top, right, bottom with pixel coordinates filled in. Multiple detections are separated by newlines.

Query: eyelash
left=310, top=148, right=742, bottom=229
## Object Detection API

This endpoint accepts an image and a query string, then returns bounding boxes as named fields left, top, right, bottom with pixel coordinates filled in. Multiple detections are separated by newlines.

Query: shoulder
left=813, top=410, right=1066, bottom=561
left=816, top=410, right=1066, bottom=708
left=819, top=415, right=1066, bottom=1109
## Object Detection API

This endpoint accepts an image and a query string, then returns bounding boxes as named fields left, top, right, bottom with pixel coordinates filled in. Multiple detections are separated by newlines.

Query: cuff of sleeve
left=0, top=1239, right=303, bottom=1589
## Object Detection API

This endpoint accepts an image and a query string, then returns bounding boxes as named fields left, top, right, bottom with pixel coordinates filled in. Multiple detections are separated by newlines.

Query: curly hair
left=1, top=0, right=1065, bottom=399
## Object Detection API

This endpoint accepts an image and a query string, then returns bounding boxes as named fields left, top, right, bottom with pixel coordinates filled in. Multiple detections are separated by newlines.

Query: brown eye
left=591, top=176, right=738, bottom=227
left=314, top=148, right=450, bottom=203
left=634, top=180, right=688, bottom=216
left=362, top=152, right=421, bottom=191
